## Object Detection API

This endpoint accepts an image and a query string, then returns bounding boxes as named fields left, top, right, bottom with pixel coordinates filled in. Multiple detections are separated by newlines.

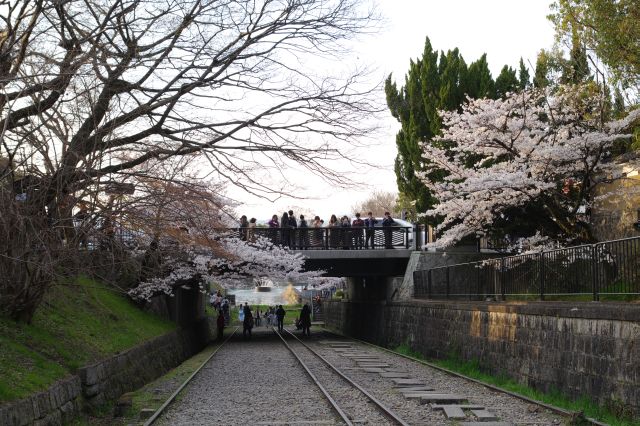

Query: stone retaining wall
left=0, top=376, right=81, bottom=426
left=77, top=324, right=208, bottom=407
left=324, top=300, right=640, bottom=417
left=0, top=320, right=211, bottom=425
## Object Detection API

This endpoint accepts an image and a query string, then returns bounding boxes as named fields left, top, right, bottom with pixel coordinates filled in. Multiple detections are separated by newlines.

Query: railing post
left=415, top=224, right=423, bottom=250
left=592, top=244, right=600, bottom=301
left=500, top=257, right=506, bottom=301
left=445, top=266, right=450, bottom=298
left=538, top=252, right=545, bottom=301
left=406, top=227, right=410, bottom=249
left=427, top=269, right=432, bottom=299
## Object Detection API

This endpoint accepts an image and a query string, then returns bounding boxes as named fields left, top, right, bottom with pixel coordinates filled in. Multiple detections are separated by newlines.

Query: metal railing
left=414, top=236, right=640, bottom=301
left=234, top=226, right=412, bottom=250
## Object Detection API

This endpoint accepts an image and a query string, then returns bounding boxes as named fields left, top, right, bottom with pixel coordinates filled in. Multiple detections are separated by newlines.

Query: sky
left=234, top=0, right=556, bottom=222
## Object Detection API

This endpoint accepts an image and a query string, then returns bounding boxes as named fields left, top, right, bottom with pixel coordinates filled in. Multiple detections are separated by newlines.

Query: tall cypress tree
left=386, top=38, right=504, bottom=218
left=495, top=65, right=519, bottom=98
left=563, top=30, right=590, bottom=84
left=518, top=58, right=530, bottom=89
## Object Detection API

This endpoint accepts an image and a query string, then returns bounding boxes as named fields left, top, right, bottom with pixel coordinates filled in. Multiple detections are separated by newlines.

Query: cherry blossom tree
left=420, top=84, right=640, bottom=250
left=128, top=236, right=325, bottom=303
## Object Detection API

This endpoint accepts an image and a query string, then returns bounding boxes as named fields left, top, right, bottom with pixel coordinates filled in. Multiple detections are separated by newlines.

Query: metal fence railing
left=234, top=226, right=412, bottom=250
left=413, top=236, right=640, bottom=301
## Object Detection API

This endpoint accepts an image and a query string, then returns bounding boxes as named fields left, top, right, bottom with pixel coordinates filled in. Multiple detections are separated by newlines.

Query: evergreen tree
left=386, top=37, right=503, bottom=218
left=467, top=54, right=496, bottom=99
left=495, top=65, right=519, bottom=98
left=562, top=30, right=590, bottom=84
left=534, top=51, right=550, bottom=88
left=613, top=87, right=625, bottom=119
left=518, top=58, right=530, bottom=89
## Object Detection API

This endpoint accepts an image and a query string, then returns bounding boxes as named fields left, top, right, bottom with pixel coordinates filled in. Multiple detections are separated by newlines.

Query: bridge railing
left=232, top=226, right=412, bottom=250
left=413, top=236, right=640, bottom=301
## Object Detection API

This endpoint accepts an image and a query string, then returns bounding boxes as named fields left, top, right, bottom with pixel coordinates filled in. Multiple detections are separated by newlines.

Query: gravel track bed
left=308, top=331, right=565, bottom=425
left=156, top=329, right=340, bottom=425
left=282, top=331, right=395, bottom=425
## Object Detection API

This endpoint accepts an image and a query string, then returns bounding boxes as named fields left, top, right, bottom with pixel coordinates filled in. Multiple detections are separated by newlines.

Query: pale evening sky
left=234, top=0, right=556, bottom=222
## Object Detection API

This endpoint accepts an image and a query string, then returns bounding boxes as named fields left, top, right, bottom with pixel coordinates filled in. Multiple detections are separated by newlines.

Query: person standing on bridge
left=280, top=212, right=290, bottom=248
left=364, top=211, right=378, bottom=249
left=298, top=215, right=309, bottom=249
left=268, top=214, right=279, bottom=244
left=352, top=212, right=365, bottom=249
left=328, top=214, right=339, bottom=248
left=382, top=212, right=395, bottom=248
left=300, top=303, right=312, bottom=336
left=239, top=215, right=249, bottom=241
left=288, top=210, right=297, bottom=249
left=276, top=305, right=286, bottom=332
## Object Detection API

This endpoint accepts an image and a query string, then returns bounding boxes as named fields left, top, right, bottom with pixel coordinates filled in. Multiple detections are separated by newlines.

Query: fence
left=233, top=226, right=412, bottom=250
left=413, top=236, right=640, bottom=301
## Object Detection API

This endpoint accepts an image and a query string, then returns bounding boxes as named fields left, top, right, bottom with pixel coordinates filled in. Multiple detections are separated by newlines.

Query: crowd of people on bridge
left=238, top=210, right=397, bottom=249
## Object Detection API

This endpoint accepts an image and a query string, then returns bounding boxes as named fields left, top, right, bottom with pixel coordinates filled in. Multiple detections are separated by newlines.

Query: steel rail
left=322, top=328, right=608, bottom=426
left=276, top=327, right=410, bottom=426
left=144, top=327, right=238, bottom=426
left=272, top=327, right=354, bottom=425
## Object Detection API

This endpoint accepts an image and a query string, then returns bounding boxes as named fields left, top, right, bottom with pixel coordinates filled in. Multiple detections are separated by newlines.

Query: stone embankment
left=0, top=320, right=212, bottom=426
left=324, top=299, right=640, bottom=418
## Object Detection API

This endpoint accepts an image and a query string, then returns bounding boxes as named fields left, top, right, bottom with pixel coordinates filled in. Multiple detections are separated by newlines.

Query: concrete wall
left=0, top=320, right=213, bottom=426
left=324, top=300, right=640, bottom=417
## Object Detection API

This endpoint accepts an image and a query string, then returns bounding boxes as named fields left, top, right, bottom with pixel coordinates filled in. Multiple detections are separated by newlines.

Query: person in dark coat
left=382, top=211, right=395, bottom=248
left=288, top=210, right=297, bottom=248
left=280, top=212, right=290, bottom=248
left=239, top=215, right=249, bottom=241
left=298, top=215, right=309, bottom=249
left=216, top=310, right=225, bottom=341
left=299, top=303, right=312, bottom=336
left=243, top=305, right=254, bottom=338
left=276, top=305, right=286, bottom=332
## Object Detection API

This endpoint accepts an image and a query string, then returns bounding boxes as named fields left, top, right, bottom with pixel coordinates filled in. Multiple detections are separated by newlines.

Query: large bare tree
left=0, top=0, right=379, bottom=321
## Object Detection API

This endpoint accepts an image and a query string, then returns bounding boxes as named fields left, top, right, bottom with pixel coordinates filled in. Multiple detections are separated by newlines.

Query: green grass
left=393, top=344, right=640, bottom=426
left=0, top=276, right=175, bottom=402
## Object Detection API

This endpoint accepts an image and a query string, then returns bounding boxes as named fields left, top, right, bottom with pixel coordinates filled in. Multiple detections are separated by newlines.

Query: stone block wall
left=324, top=300, right=640, bottom=417
left=0, top=376, right=81, bottom=426
left=77, top=324, right=209, bottom=407
left=0, top=320, right=211, bottom=425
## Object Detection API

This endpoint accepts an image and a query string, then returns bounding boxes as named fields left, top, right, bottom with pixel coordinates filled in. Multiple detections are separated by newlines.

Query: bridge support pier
left=346, top=276, right=394, bottom=301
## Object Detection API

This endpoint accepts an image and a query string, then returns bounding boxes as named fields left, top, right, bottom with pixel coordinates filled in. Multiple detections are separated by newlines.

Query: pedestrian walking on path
left=276, top=305, right=286, bottom=332
left=243, top=305, right=254, bottom=338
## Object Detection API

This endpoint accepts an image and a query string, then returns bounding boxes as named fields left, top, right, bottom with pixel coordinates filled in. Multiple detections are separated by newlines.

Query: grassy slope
left=0, top=277, right=175, bottom=402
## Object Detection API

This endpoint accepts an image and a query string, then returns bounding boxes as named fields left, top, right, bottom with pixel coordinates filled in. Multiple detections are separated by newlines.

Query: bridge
left=239, top=225, right=415, bottom=277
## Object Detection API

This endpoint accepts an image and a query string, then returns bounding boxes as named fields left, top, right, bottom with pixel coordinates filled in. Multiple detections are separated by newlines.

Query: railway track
left=274, top=327, right=411, bottom=426
left=143, top=327, right=238, bottom=426
left=143, top=325, right=605, bottom=425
